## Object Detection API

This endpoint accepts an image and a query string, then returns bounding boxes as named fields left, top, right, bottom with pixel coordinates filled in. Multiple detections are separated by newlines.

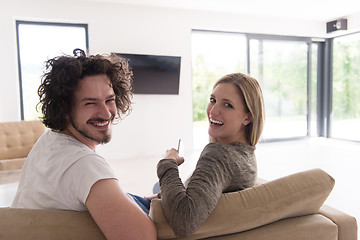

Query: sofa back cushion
left=0, top=120, right=45, bottom=160
left=0, top=208, right=105, bottom=240
left=150, top=168, right=335, bottom=239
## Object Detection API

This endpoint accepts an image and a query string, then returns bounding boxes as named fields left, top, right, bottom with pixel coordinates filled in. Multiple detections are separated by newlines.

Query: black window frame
left=16, top=20, right=89, bottom=120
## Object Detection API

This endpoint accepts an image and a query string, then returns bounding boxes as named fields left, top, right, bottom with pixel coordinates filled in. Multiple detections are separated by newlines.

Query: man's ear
left=65, top=114, right=70, bottom=122
left=243, top=113, right=252, bottom=126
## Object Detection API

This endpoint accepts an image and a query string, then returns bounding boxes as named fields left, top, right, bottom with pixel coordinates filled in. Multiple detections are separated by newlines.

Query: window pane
left=332, top=33, right=360, bottom=141
left=250, top=39, right=308, bottom=139
left=17, top=22, right=87, bottom=120
left=191, top=31, right=247, bottom=149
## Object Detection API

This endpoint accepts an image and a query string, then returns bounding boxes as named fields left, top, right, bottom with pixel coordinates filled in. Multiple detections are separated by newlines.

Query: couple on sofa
left=11, top=49, right=265, bottom=239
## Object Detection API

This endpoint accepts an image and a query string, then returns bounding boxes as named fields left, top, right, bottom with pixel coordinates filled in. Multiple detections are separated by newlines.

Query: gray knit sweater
left=157, top=142, right=257, bottom=238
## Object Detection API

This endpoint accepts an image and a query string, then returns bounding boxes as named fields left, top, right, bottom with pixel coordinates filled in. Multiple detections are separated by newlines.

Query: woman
left=156, top=73, right=265, bottom=237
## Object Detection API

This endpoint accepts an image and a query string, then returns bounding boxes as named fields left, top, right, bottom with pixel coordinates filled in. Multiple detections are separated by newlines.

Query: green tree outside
left=333, top=40, right=360, bottom=120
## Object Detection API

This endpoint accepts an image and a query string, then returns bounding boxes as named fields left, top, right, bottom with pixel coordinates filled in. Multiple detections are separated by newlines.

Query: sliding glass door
left=192, top=29, right=360, bottom=145
left=191, top=30, right=313, bottom=148
left=248, top=37, right=310, bottom=139
left=191, top=31, right=247, bottom=149
left=332, top=33, right=360, bottom=141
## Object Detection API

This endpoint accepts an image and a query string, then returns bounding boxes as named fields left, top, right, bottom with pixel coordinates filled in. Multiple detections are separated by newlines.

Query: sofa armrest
left=319, top=205, right=358, bottom=240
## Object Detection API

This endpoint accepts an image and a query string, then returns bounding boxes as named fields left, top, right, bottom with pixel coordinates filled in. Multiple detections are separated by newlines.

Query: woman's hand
left=145, top=194, right=158, bottom=201
left=164, top=148, right=184, bottom=166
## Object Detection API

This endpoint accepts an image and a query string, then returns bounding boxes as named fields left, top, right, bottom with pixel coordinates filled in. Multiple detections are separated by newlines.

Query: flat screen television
left=116, top=53, right=181, bottom=94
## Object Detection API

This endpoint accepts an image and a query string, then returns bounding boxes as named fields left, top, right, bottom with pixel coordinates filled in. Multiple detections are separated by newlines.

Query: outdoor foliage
left=259, top=42, right=307, bottom=117
left=192, top=55, right=243, bottom=122
left=333, top=39, right=360, bottom=119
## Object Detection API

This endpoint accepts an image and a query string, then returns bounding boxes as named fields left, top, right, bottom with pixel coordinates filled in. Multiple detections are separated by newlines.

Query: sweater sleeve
left=157, top=143, right=234, bottom=237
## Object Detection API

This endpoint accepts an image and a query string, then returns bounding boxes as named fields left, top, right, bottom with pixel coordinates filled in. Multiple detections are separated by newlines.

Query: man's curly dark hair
left=37, top=49, right=133, bottom=131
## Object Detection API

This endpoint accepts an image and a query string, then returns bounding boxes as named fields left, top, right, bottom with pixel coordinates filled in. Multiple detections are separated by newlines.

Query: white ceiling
left=87, top=0, right=360, bottom=22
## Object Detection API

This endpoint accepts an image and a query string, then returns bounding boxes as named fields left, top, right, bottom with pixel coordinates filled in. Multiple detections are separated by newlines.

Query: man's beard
left=70, top=117, right=113, bottom=144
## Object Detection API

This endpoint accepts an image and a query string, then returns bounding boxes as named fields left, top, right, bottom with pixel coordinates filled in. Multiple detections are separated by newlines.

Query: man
left=12, top=49, right=156, bottom=240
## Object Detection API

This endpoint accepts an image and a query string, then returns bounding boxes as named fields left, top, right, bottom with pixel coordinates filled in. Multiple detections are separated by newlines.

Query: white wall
left=1, top=0, right=360, bottom=160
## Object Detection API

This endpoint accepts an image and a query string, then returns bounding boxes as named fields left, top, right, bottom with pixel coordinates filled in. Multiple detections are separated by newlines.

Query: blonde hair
left=209, top=73, right=265, bottom=146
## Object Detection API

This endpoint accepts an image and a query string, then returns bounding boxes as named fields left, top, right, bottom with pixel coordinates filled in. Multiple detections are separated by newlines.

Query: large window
left=191, top=31, right=247, bottom=149
left=191, top=30, right=313, bottom=148
left=249, top=38, right=310, bottom=139
left=332, top=33, right=360, bottom=141
left=16, top=21, right=88, bottom=120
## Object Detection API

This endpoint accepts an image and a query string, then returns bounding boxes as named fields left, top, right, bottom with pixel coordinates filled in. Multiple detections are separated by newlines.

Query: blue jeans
left=128, top=193, right=151, bottom=215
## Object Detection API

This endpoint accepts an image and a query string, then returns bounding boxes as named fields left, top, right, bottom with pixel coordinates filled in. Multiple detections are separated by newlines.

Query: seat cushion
left=0, top=158, right=26, bottom=171
left=205, top=214, right=338, bottom=240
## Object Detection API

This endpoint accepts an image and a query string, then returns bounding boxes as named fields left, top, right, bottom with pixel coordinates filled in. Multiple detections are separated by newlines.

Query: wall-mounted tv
left=116, top=53, right=181, bottom=95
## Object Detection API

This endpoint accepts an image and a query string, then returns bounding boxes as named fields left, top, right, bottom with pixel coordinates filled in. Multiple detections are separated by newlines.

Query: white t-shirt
left=11, top=130, right=117, bottom=211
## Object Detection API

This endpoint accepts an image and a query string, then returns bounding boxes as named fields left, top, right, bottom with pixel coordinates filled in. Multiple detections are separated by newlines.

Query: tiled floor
left=0, top=170, right=21, bottom=207
left=110, top=137, right=360, bottom=226
left=255, top=137, right=360, bottom=225
left=1, top=137, right=359, bottom=232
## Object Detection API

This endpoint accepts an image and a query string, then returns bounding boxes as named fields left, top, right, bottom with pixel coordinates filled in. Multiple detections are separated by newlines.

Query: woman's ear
left=243, top=113, right=252, bottom=126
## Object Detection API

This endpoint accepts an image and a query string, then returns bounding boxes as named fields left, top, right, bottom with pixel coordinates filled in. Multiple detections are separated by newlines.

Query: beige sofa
left=0, top=120, right=45, bottom=171
left=0, top=121, right=357, bottom=239
left=0, top=168, right=357, bottom=240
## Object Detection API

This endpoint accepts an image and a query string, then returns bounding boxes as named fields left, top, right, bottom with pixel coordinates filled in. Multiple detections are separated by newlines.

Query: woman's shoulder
left=202, top=142, right=226, bottom=155
left=200, top=142, right=237, bottom=162
left=203, top=142, right=255, bottom=154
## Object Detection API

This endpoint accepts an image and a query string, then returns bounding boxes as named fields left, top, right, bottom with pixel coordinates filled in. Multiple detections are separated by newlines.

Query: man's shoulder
left=40, top=130, right=94, bottom=153
left=30, top=130, right=103, bottom=165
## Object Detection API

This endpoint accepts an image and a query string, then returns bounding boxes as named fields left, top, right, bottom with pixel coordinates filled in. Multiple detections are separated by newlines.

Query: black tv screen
left=116, top=53, right=181, bottom=94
